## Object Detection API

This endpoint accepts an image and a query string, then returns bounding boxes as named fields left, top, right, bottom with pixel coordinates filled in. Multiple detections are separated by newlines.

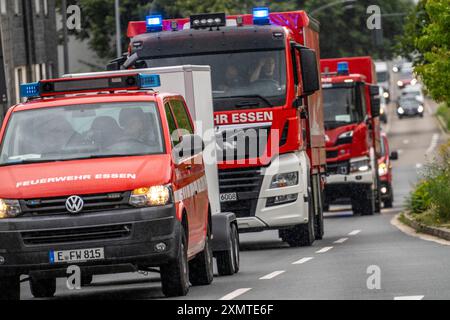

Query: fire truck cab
left=321, top=57, right=382, bottom=215
left=0, top=69, right=229, bottom=299
left=118, top=8, right=327, bottom=247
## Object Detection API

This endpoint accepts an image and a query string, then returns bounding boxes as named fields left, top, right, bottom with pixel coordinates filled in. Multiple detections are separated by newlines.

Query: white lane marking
left=316, top=246, right=333, bottom=253
left=334, top=237, right=348, bottom=244
left=259, top=270, right=285, bottom=280
left=219, top=288, right=252, bottom=300
left=348, top=229, right=361, bottom=236
left=394, top=295, right=424, bottom=300
left=426, top=133, right=440, bottom=155
left=292, top=257, right=314, bottom=265
left=403, top=139, right=409, bottom=145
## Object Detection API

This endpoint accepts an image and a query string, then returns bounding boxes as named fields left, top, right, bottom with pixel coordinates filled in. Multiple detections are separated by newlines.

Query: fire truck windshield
left=0, top=102, right=164, bottom=166
left=322, top=87, right=364, bottom=129
left=145, top=49, right=287, bottom=110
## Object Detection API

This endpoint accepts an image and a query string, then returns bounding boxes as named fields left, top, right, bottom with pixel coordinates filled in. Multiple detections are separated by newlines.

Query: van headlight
left=129, top=186, right=172, bottom=207
left=270, top=172, right=298, bottom=189
left=418, top=105, right=424, bottom=113
left=397, top=107, right=405, bottom=114
left=378, top=163, right=388, bottom=176
left=0, top=199, right=22, bottom=219
left=350, top=158, right=371, bottom=173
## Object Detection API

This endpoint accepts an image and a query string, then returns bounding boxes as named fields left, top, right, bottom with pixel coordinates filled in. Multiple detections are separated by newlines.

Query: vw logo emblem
left=65, top=196, right=84, bottom=214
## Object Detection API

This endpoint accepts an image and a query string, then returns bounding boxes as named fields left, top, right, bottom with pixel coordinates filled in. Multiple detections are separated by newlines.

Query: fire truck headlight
left=130, top=186, right=172, bottom=207
left=350, top=158, right=371, bottom=173
left=378, top=163, right=388, bottom=176
left=270, top=172, right=299, bottom=189
left=0, top=199, right=22, bottom=219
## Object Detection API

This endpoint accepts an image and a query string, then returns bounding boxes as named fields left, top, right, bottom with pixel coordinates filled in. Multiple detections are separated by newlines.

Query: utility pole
left=115, top=0, right=121, bottom=58
left=62, top=0, right=69, bottom=74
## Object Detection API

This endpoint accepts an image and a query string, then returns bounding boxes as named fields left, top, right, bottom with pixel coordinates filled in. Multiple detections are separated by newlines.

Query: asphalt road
left=21, top=78, right=449, bottom=300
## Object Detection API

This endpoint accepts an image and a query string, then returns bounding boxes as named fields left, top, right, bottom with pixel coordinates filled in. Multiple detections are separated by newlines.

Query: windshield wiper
left=217, top=95, right=273, bottom=107
left=0, top=159, right=60, bottom=167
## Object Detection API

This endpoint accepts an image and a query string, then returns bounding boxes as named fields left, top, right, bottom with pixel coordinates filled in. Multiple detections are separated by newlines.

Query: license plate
left=220, top=192, right=237, bottom=203
left=50, top=247, right=104, bottom=264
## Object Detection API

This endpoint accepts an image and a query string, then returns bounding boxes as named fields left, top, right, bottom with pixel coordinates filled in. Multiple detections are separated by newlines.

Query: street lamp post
left=115, top=0, right=121, bottom=58
left=62, top=0, right=69, bottom=74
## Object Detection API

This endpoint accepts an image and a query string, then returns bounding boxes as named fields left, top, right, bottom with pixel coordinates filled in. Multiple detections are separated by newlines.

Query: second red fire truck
left=321, top=57, right=382, bottom=215
left=118, top=8, right=327, bottom=246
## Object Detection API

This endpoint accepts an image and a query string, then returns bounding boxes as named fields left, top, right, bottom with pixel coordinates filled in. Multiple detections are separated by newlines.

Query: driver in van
left=119, top=108, right=149, bottom=144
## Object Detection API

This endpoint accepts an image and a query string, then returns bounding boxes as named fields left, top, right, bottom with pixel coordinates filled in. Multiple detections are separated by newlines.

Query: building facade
left=0, top=0, right=58, bottom=122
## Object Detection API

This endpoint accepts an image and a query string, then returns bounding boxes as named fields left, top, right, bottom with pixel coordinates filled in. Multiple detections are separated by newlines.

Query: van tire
left=216, top=223, right=240, bottom=276
left=160, top=227, right=189, bottom=297
left=189, top=225, right=214, bottom=286
left=0, top=275, right=20, bottom=300
left=30, top=277, right=56, bottom=298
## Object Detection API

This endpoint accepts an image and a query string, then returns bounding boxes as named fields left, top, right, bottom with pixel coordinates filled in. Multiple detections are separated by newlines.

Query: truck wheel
left=30, top=277, right=56, bottom=298
left=0, top=275, right=20, bottom=300
left=352, top=185, right=375, bottom=216
left=314, top=182, right=325, bottom=240
left=384, top=186, right=394, bottom=208
left=216, top=223, right=240, bottom=276
left=189, top=225, right=214, bottom=286
left=160, top=227, right=189, bottom=297
left=280, top=194, right=315, bottom=247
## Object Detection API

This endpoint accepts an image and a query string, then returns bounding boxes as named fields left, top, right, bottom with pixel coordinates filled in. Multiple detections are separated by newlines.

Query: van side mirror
left=298, top=47, right=320, bottom=97
left=390, top=151, right=399, bottom=160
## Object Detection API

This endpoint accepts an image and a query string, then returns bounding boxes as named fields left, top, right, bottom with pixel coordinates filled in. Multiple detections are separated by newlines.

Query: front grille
left=218, top=167, right=263, bottom=218
left=20, top=192, right=132, bottom=217
left=326, top=150, right=339, bottom=159
left=327, top=160, right=350, bottom=175
left=21, top=224, right=132, bottom=245
left=216, top=125, right=271, bottom=161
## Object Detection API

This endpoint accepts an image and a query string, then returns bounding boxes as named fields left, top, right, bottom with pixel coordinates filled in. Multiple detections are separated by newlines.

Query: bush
left=409, top=141, right=450, bottom=222
left=437, top=104, right=450, bottom=131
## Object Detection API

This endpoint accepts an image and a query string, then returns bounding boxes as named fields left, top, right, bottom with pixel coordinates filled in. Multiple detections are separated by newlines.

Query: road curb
left=436, top=115, right=449, bottom=135
left=400, top=212, right=450, bottom=241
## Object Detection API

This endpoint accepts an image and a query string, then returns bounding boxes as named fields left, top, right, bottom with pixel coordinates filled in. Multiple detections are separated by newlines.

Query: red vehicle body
left=378, top=133, right=397, bottom=208
left=123, top=10, right=326, bottom=247
left=320, top=57, right=382, bottom=215
left=0, top=74, right=214, bottom=299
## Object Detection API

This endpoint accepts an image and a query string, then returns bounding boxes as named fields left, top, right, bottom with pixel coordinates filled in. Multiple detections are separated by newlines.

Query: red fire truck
left=320, top=57, right=382, bottom=215
left=117, top=8, right=327, bottom=246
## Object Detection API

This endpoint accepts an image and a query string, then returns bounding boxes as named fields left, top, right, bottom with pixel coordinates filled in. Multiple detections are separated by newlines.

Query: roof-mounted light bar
left=253, top=7, right=270, bottom=25
left=20, top=74, right=161, bottom=99
left=190, top=13, right=226, bottom=29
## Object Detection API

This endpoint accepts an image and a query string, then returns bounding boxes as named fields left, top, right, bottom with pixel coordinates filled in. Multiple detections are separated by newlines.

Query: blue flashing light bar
left=146, top=15, right=163, bottom=32
left=138, top=74, right=161, bottom=89
left=253, top=7, right=270, bottom=25
left=20, top=82, right=40, bottom=98
left=337, top=62, right=350, bottom=75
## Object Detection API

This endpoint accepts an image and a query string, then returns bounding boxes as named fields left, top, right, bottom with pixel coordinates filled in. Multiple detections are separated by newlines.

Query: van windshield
left=145, top=49, right=287, bottom=111
left=0, top=102, right=164, bottom=166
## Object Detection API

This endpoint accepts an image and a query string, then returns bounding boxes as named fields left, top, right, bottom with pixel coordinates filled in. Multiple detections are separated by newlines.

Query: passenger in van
left=89, top=116, right=123, bottom=149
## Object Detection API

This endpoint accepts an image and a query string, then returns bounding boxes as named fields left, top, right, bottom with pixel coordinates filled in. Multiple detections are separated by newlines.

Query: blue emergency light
left=337, top=62, right=350, bottom=75
left=20, top=82, right=40, bottom=98
left=146, top=15, right=163, bottom=32
left=138, top=74, right=161, bottom=88
left=19, top=74, right=161, bottom=99
left=253, top=7, right=270, bottom=25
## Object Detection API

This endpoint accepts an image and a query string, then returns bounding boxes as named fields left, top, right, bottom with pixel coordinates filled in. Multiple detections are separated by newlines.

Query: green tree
left=415, top=0, right=450, bottom=105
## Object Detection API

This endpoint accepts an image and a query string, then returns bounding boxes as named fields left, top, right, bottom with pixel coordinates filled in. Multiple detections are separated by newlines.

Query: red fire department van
left=378, top=133, right=398, bottom=208
left=320, top=57, right=382, bottom=215
left=0, top=72, right=214, bottom=299
left=116, top=8, right=327, bottom=247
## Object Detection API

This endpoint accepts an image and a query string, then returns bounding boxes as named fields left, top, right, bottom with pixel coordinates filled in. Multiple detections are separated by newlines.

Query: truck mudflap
left=211, top=212, right=236, bottom=252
